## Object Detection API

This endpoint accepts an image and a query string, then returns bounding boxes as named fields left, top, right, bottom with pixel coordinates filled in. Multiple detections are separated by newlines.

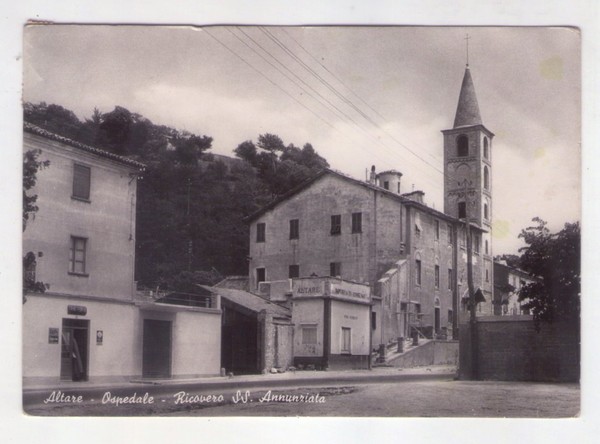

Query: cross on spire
left=465, top=33, right=471, bottom=67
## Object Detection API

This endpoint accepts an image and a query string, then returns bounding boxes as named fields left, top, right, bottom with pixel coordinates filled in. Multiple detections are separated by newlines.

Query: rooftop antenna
left=465, top=33, right=471, bottom=67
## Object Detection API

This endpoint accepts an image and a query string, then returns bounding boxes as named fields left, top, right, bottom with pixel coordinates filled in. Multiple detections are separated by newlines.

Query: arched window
left=457, top=135, right=468, bottom=157
left=483, top=137, right=489, bottom=159
left=484, top=203, right=489, bottom=220
left=483, top=166, right=490, bottom=190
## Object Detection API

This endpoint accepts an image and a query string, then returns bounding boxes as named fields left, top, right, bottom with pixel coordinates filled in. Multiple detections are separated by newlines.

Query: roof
left=453, top=67, right=483, bottom=128
left=197, top=285, right=291, bottom=317
left=377, top=169, right=403, bottom=177
left=24, top=121, right=146, bottom=170
left=245, top=168, right=463, bottom=225
left=214, top=276, right=250, bottom=291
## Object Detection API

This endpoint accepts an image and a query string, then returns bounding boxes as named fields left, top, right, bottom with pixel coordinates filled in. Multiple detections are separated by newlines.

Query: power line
left=206, top=28, right=443, bottom=192
left=277, top=27, right=443, bottom=168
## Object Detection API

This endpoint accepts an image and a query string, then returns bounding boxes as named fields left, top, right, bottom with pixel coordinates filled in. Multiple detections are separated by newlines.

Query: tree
left=234, top=134, right=329, bottom=198
left=517, top=217, right=580, bottom=329
left=23, top=149, right=50, bottom=302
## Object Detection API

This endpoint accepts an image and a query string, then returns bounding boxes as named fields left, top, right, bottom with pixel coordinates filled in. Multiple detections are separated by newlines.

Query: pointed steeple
left=453, top=67, right=482, bottom=128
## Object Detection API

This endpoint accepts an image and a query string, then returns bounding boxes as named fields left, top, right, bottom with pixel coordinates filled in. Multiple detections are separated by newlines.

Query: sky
left=23, top=25, right=581, bottom=255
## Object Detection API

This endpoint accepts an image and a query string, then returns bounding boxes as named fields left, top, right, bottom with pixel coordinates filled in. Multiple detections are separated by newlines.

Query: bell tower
left=442, top=64, right=494, bottom=307
left=442, top=65, right=493, bottom=231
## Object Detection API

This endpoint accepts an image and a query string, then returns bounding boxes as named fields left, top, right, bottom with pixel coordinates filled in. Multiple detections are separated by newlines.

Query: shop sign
left=96, top=330, right=103, bottom=345
left=292, top=279, right=325, bottom=298
left=330, top=281, right=370, bottom=303
left=48, top=328, right=59, bottom=344
left=67, top=305, right=87, bottom=316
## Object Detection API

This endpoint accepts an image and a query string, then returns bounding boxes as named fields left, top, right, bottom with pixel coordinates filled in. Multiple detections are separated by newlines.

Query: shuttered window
left=72, top=164, right=91, bottom=200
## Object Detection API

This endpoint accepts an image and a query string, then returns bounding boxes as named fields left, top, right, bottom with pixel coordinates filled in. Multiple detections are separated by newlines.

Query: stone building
left=23, top=122, right=222, bottom=385
left=245, top=65, right=494, bottom=354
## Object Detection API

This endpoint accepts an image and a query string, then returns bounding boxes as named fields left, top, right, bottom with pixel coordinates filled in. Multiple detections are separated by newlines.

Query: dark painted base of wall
left=294, top=354, right=370, bottom=371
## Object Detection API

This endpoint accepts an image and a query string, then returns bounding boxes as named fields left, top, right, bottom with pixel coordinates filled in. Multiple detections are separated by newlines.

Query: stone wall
left=388, top=340, right=459, bottom=368
left=459, top=316, right=580, bottom=382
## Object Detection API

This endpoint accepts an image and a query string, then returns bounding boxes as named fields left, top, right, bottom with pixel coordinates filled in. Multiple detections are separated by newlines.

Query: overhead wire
left=205, top=27, right=444, bottom=194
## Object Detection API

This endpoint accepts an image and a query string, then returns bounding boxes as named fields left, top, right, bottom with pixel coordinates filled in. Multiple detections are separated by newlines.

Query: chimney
left=376, top=170, right=403, bottom=194
left=369, top=165, right=377, bottom=185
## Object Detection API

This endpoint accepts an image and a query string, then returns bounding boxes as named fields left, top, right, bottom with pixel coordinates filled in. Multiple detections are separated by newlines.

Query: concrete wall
left=170, top=310, right=222, bottom=377
left=23, top=132, right=138, bottom=301
left=291, top=298, right=324, bottom=357
left=23, top=293, right=138, bottom=384
left=388, top=340, right=459, bottom=368
left=329, top=299, right=370, bottom=356
left=459, top=316, right=580, bottom=382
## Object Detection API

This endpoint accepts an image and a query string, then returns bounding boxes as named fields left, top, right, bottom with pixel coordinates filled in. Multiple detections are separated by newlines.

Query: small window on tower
left=383, top=181, right=389, bottom=190
left=457, top=135, right=469, bottom=157
left=483, top=137, right=489, bottom=159
left=484, top=166, right=490, bottom=190
left=458, top=202, right=466, bottom=219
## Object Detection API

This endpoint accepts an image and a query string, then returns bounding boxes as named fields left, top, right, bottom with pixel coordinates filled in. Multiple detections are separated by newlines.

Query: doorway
left=60, top=318, right=89, bottom=381
left=142, top=319, right=172, bottom=378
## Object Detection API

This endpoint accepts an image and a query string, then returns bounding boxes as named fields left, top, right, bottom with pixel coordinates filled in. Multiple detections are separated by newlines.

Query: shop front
left=291, top=277, right=372, bottom=370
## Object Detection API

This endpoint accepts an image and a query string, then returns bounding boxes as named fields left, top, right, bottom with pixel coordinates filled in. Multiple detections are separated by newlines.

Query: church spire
left=453, top=67, right=482, bottom=128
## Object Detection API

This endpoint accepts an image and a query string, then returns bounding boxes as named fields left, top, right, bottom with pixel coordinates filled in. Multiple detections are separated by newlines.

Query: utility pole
left=187, top=177, right=192, bottom=272
left=459, top=179, right=478, bottom=380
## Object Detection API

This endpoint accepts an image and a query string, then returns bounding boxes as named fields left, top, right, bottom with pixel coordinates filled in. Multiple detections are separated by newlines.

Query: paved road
left=23, top=367, right=579, bottom=417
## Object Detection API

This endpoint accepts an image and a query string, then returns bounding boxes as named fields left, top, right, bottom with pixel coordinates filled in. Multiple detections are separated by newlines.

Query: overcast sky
left=23, top=25, right=580, bottom=255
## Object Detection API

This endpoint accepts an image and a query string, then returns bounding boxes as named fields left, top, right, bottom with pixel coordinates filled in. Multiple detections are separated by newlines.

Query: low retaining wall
left=459, top=316, right=579, bottom=382
left=388, top=340, right=459, bottom=368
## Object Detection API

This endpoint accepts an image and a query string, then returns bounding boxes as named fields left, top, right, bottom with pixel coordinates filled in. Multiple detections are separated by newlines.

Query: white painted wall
left=291, top=298, right=324, bottom=357
left=329, top=300, right=370, bottom=355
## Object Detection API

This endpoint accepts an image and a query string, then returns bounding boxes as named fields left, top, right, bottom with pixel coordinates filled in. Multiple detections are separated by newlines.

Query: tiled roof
left=24, top=121, right=146, bottom=170
left=245, top=168, right=464, bottom=226
left=197, top=285, right=291, bottom=317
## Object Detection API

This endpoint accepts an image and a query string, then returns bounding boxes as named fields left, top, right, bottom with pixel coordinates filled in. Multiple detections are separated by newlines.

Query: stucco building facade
left=23, top=123, right=222, bottom=385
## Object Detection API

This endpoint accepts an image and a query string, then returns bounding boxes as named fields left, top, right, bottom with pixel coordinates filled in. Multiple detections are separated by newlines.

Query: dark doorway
left=60, top=318, right=89, bottom=381
left=434, top=307, right=441, bottom=334
left=221, top=304, right=260, bottom=375
left=142, top=319, right=172, bottom=378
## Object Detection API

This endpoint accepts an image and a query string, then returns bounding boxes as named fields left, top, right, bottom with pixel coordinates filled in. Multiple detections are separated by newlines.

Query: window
left=457, top=135, right=469, bottom=157
left=484, top=166, right=490, bottom=190
left=371, top=312, right=377, bottom=330
left=256, top=267, right=266, bottom=287
left=69, top=236, right=87, bottom=275
left=330, top=215, right=341, bottom=235
left=351, top=212, right=362, bottom=233
left=448, top=309, right=454, bottom=324
left=415, top=259, right=422, bottom=286
left=397, top=182, right=401, bottom=194
left=474, top=234, right=480, bottom=254
left=435, top=265, right=440, bottom=289
left=486, top=269, right=489, bottom=282
left=483, top=137, right=489, bottom=159
left=485, top=240, right=489, bottom=255
left=383, top=181, right=389, bottom=190
left=72, top=164, right=91, bottom=201
left=301, top=325, right=317, bottom=345
left=330, top=262, right=341, bottom=277
left=448, top=268, right=453, bottom=290
left=484, top=203, right=489, bottom=220
left=435, top=220, right=440, bottom=240
left=458, top=202, right=466, bottom=219
left=341, top=327, right=351, bottom=354
left=447, top=224, right=453, bottom=245
left=289, top=219, right=299, bottom=240
left=289, top=264, right=300, bottom=279
left=256, top=223, right=266, bottom=243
